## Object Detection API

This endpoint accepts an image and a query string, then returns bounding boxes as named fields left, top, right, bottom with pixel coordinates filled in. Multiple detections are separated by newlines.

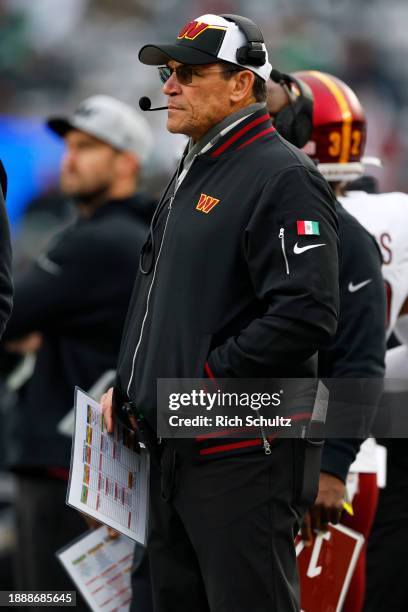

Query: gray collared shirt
left=175, top=103, right=266, bottom=192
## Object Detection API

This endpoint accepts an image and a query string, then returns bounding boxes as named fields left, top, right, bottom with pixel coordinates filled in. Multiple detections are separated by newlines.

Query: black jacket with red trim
left=115, top=107, right=340, bottom=458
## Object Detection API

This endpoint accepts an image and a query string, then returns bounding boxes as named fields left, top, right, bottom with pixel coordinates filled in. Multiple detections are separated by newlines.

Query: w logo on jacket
left=196, top=193, right=220, bottom=214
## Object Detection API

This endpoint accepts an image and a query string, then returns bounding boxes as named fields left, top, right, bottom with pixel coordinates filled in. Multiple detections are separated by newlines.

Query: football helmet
left=293, top=71, right=367, bottom=182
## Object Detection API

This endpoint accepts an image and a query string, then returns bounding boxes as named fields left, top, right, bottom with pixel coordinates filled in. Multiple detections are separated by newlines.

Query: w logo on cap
left=178, top=20, right=224, bottom=41
left=178, top=21, right=209, bottom=40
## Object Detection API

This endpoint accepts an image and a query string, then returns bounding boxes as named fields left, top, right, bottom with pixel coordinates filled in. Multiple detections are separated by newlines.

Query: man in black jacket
left=103, top=14, right=339, bottom=612
left=267, top=71, right=386, bottom=611
left=0, top=160, right=13, bottom=339
left=1, top=95, right=154, bottom=596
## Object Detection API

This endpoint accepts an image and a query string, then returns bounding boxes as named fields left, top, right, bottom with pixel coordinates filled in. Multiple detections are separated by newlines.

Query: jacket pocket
left=195, top=333, right=213, bottom=378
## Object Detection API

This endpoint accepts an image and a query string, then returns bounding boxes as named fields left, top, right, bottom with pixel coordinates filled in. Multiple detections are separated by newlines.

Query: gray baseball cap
left=47, top=95, right=153, bottom=164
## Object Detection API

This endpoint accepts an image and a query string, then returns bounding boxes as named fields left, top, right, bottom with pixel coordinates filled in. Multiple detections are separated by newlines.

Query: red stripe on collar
left=237, top=126, right=276, bottom=151
left=211, top=113, right=271, bottom=158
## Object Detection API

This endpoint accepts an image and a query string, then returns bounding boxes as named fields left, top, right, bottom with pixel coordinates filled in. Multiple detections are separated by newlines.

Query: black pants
left=145, top=439, right=319, bottom=612
left=364, top=441, right=408, bottom=611
left=130, top=543, right=153, bottom=612
left=13, top=473, right=88, bottom=610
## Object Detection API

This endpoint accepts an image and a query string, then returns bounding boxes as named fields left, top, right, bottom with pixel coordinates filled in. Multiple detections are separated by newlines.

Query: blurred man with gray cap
left=1, top=95, right=155, bottom=599
left=102, top=13, right=340, bottom=612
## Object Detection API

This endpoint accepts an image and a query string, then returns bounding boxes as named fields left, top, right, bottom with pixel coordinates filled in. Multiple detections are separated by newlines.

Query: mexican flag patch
left=297, top=220, right=320, bottom=236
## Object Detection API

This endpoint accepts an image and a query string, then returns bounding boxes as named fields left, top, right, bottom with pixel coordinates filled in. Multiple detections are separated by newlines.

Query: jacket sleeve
left=321, top=213, right=386, bottom=481
left=0, top=174, right=13, bottom=340
left=2, top=225, right=125, bottom=341
left=207, top=166, right=339, bottom=377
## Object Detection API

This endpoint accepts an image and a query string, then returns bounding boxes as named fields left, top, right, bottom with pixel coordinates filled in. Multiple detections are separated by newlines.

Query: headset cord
left=139, top=167, right=179, bottom=275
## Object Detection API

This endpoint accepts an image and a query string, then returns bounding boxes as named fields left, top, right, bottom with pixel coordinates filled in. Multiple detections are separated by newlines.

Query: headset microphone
left=139, top=96, right=168, bottom=112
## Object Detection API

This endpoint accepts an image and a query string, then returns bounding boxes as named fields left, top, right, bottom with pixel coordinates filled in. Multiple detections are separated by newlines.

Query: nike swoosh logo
left=293, top=242, right=326, bottom=254
left=348, top=279, right=372, bottom=293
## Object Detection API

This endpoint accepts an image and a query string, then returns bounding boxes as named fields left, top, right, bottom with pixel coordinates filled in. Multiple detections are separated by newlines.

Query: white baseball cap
left=139, top=14, right=272, bottom=82
left=47, top=95, right=153, bottom=164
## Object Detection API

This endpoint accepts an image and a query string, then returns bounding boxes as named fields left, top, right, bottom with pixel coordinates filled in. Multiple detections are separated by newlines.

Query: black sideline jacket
left=319, top=201, right=386, bottom=481
left=116, top=107, right=340, bottom=458
left=2, top=195, right=154, bottom=469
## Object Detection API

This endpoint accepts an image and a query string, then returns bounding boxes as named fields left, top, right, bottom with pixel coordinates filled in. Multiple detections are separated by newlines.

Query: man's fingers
left=302, top=504, right=334, bottom=546
left=128, top=414, right=138, bottom=432
left=6, top=332, right=43, bottom=354
left=309, top=503, right=343, bottom=535
left=301, top=472, right=346, bottom=545
left=311, top=472, right=346, bottom=530
left=102, top=387, right=114, bottom=434
left=329, top=506, right=343, bottom=525
left=80, top=510, right=119, bottom=538
left=310, top=505, right=322, bottom=532
left=103, top=406, right=113, bottom=433
left=81, top=514, right=102, bottom=530
left=301, top=511, right=314, bottom=546
left=317, top=505, right=330, bottom=532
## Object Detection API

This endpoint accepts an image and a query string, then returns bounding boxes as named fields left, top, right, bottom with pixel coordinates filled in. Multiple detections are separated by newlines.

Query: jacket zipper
left=260, top=425, right=271, bottom=455
left=279, top=227, right=289, bottom=275
left=126, top=196, right=174, bottom=399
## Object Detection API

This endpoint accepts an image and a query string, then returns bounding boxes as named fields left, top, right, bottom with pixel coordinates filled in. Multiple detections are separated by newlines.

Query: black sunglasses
left=158, top=64, right=241, bottom=86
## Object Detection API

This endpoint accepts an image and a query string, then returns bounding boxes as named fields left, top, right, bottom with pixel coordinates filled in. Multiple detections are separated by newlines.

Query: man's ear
left=229, top=70, right=255, bottom=103
left=116, top=151, right=140, bottom=179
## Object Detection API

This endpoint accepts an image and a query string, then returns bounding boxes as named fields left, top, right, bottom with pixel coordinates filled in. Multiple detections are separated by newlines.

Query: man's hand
left=5, top=332, right=43, bottom=354
left=101, top=387, right=115, bottom=433
left=266, top=79, right=291, bottom=117
left=101, top=387, right=138, bottom=433
left=82, top=515, right=102, bottom=531
left=82, top=514, right=120, bottom=539
left=301, top=472, right=346, bottom=546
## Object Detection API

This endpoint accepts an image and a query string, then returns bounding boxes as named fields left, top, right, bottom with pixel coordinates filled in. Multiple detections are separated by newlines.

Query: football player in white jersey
left=341, top=185, right=408, bottom=339
left=267, top=70, right=392, bottom=612
left=330, top=94, right=408, bottom=612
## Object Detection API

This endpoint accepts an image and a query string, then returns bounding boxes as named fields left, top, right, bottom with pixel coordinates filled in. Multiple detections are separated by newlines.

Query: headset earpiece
left=272, top=73, right=313, bottom=149
left=221, top=14, right=266, bottom=67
